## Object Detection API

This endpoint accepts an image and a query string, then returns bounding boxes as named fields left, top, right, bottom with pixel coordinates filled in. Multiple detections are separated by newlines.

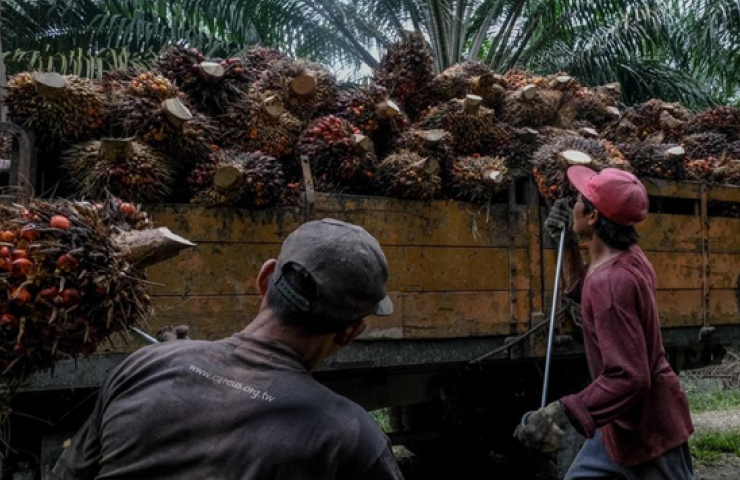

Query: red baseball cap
left=567, top=166, right=649, bottom=226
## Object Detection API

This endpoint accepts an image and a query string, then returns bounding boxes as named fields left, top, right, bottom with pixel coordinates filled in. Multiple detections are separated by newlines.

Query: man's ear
left=335, top=320, right=367, bottom=347
left=587, top=209, right=600, bottom=227
left=257, top=259, right=277, bottom=295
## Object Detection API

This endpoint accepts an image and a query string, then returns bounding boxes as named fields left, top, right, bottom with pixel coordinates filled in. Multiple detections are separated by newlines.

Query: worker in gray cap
left=54, top=218, right=403, bottom=480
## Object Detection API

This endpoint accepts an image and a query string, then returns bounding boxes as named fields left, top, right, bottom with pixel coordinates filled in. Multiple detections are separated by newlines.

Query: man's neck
left=585, top=233, right=625, bottom=268
left=242, top=310, right=331, bottom=371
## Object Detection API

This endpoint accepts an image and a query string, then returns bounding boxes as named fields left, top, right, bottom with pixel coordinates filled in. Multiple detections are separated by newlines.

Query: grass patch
left=681, top=375, right=740, bottom=413
left=691, top=430, right=740, bottom=463
left=370, top=409, right=392, bottom=433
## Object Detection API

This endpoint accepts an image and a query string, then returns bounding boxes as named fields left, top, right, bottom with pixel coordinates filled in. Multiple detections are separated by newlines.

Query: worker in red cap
left=515, top=167, right=695, bottom=479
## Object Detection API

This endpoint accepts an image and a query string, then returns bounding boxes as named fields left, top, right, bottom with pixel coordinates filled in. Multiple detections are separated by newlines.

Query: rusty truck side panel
left=138, top=178, right=740, bottom=349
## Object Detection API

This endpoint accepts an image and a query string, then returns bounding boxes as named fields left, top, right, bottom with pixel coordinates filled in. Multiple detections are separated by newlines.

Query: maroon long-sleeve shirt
left=560, top=245, right=693, bottom=466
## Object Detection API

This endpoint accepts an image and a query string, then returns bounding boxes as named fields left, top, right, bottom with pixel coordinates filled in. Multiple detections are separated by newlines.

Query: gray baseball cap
left=273, top=219, right=393, bottom=326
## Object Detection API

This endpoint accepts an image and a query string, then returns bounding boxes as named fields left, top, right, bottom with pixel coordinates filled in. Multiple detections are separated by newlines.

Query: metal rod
left=131, top=327, right=159, bottom=345
left=542, top=228, right=566, bottom=407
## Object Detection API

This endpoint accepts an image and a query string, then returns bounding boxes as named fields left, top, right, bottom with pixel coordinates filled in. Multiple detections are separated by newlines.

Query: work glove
left=544, top=198, right=574, bottom=242
left=513, top=401, right=570, bottom=453
left=156, top=325, right=190, bottom=342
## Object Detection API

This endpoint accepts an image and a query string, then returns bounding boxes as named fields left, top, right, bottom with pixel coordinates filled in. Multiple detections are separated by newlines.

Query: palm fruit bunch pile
left=256, top=59, right=339, bottom=121
left=187, top=149, right=222, bottom=196
left=503, top=69, right=552, bottom=90
left=374, top=31, right=436, bottom=120
left=219, top=92, right=302, bottom=160
left=685, top=106, right=740, bottom=141
left=61, top=138, right=176, bottom=203
left=0, top=197, right=192, bottom=382
left=336, top=84, right=410, bottom=157
left=532, top=136, right=611, bottom=203
left=617, top=142, right=686, bottom=179
left=374, top=151, right=442, bottom=200
left=417, top=95, right=502, bottom=155
left=679, top=133, right=728, bottom=182
left=192, top=150, right=285, bottom=207
left=431, top=62, right=507, bottom=112
left=4, top=73, right=107, bottom=145
left=156, top=45, right=253, bottom=116
left=392, top=129, right=454, bottom=187
left=604, top=99, right=689, bottom=143
left=296, top=115, right=377, bottom=193
left=449, top=155, right=509, bottom=204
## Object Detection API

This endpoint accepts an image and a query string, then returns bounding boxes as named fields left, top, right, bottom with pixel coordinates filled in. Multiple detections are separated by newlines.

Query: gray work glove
left=514, top=401, right=570, bottom=453
left=156, top=325, right=190, bottom=342
left=545, top=198, right=574, bottom=242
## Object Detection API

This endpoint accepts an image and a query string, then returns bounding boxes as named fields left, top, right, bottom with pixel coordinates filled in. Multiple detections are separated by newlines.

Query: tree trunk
left=113, top=227, right=196, bottom=268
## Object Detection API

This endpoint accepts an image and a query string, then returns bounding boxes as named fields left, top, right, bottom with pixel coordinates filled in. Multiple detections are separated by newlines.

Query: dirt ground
left=394, top=409, right=740, bottom=479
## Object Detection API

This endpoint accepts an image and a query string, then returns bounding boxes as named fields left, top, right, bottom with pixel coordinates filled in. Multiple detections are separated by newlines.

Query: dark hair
left=265, top=264, right=351, bottom=334
left=581, top=196, right=639, bottom=250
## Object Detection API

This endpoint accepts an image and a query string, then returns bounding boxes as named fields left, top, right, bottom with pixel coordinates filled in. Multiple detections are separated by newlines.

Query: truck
left=2, top=124, right=740, bottom=477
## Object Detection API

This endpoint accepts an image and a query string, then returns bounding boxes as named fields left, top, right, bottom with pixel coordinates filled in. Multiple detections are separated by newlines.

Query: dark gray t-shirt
left=53, top=333, right=403, bottom=480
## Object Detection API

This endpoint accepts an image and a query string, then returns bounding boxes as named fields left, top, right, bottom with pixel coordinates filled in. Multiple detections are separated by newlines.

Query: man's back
left=53, top=333, right=397, bottom=479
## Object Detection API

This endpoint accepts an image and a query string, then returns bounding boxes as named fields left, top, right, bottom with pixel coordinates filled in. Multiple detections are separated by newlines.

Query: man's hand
left=156, top=325, right=190, bottom=342
left=514, top=401, right=570, bottom=453
left=545, top=198, right=574, bottom=242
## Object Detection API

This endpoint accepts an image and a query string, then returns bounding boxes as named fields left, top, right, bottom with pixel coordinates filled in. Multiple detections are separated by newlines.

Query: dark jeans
left=566, top=430, right=696, bottom=480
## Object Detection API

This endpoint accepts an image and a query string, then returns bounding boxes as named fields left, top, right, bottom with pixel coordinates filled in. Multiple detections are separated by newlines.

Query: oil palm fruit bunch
left=504, top=127, right=544, bottom=171
left=726, top=141, right=740, bottom=161
left=686, top=106, right=740, bottom=141
left=431, top=62, right=507, bottom=111
left=532, top=136, right=610, bottom=203
left=127, top=71, right=179, bottom=100
left=61, top=138, right=175, bottom=203
left=712, top=158, right=740, bottom=185
left=112, top=94, right=218, bottom=170
left=503, top=70, right=550, bottom=90
left=193, top=151, right=285, bottom=207
left=684, top=157, right=722, bottom=182
left=417, top=95, right=500, bottom=155
left=187, top=150, right=222, bottom=196
left=605, top=99, right=689, bottom=142
left=374, top=150, right=442, bottom=200
left=0, top=197, right=193, bottom=381
left=681, top=133, right=728, bottom=160
left=374, top=31, right=436, bottom=120
left=449, top=155, right=509, bottom=204
left=256, top=59, right=339, bottom=121
left=156, top=45, right=252, bottom=116
left=616, top=142, right=685, bottom=179
left=557, top=83, right=621, bottom=130
left=220, top=92, right=302, bottom=159
left=502, top=85, right=561, bottom=128
left=241, top=46, right=289, bottom=74
left=279, top=181, right=304, bottom=207
left=336, top=84, right=410, bottom=158
left=296, top=115, right=377, bottom=193
left=392, top=129, right=454, bottom=186
left=4, top=72, right=107, bottom=145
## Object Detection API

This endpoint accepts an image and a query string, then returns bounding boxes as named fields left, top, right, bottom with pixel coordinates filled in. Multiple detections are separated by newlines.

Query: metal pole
left=131, top=327, right=159, bottom=345
left=541, top=228, right=566, bottom=407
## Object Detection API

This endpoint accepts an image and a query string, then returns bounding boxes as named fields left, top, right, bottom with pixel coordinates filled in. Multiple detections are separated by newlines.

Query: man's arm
left=51, top=391, right=104, bottom=480
left=559, top=272, right=651, bottom=437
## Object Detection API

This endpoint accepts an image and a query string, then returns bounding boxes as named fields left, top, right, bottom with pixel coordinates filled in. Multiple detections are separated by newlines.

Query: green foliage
left=691, top=430, right=740, bottom=463
left=682, top=375, right=740, bottom=413
left=370, top=408, right=392, bottom=433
